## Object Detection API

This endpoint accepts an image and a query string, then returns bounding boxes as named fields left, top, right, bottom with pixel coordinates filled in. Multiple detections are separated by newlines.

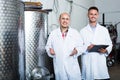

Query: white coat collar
left=57, top=27, right=72, bottom=37
left=87, top=23, right=101, bottom=32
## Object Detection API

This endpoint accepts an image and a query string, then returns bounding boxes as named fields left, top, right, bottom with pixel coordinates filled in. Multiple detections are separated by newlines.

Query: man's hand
left=49, top=48, right=55, bottom=55
left=70, top=48, right=78, bottom=56
left=98, top=48, right=107, bottom=53
left=87, top=44, right=94, bottom=50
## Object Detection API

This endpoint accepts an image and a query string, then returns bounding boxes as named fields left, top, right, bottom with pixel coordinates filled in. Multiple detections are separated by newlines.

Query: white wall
left=70, top=0, right=95, bottom=30
left=95, top=0, right=120, bottom=24
left=95, top=0, right=120, bottom=43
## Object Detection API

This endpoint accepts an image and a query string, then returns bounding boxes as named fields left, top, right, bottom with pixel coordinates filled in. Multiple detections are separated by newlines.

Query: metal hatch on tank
left=31, top=66, right=53, bottom=80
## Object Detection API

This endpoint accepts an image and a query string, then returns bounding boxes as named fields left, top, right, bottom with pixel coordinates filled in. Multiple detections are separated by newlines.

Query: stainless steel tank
left=25, top=9, right=51, bottom=80
left=0, top=0, right=23, bottom=80
left=18, top=1, right=25, bottom=80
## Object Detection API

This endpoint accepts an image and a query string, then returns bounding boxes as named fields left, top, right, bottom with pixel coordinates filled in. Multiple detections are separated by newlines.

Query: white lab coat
left=46, top=27, right=86, bottom=80
left=80, top=23, right=113, bottom=80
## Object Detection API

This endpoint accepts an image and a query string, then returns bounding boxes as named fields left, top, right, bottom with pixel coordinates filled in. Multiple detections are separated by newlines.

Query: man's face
left=59, top=13, right=70, bottom=28
left=88, top=9, right=99, bottom=23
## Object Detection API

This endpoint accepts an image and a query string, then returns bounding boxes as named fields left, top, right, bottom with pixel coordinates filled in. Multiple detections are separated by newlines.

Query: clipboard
left=88, top=45, right=109, bottom=52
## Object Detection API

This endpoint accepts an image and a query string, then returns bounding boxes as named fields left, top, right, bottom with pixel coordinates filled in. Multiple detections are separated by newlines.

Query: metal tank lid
left=24, top=1, right=52, bottom=14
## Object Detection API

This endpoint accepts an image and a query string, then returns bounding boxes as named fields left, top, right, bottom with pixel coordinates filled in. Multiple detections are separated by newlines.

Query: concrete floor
left=109, top=62, right=120, bottom=80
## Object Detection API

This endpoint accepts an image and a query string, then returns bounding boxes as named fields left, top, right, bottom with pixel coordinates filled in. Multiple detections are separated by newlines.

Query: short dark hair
left=88, top=6, right=99, bottom=12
